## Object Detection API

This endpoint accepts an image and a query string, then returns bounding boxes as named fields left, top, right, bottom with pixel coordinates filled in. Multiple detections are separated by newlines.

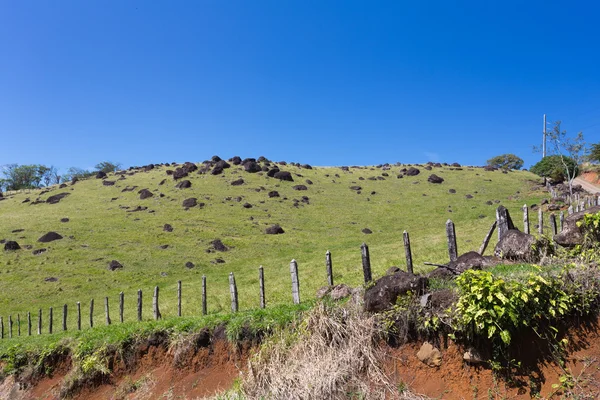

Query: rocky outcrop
left=554, top=206, right=600, bottom=247
left=364, top=271, right=428, bottom=312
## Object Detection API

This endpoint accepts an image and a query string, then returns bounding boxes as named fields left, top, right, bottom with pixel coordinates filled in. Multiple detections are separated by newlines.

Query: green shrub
left=530, top=155, right=578, bottom=182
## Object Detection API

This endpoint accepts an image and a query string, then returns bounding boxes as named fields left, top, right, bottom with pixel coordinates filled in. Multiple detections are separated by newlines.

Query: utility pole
left=542, top=114, right=547, bottom=158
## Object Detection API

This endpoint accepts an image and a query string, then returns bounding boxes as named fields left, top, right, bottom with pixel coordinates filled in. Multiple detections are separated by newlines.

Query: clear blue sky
left=1, top=1, right=599, bottom=173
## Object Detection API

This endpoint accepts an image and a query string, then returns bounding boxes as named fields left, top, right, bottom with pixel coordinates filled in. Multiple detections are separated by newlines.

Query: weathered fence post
left=49, top=307, right=53, bottom=334
left=177, top=281, right=182, bottom=317
left=290, top=259, right=300, bottom=304
left=478, top=220, right=497, bottom=255
left=496, top=206, right=515, bottom=240
left=538, top=208, right=543, bottom=235
left=403, top=231, right=413, bottom=274
left=119, top=292, right=124, bottom=323
left=90, top=299, right=94, bottom=328
left=326, top=251, right=334, bottom=286
left=28, top=312, right=31, bottom=336
left=137, top=290, right=142, bottom=321
left=77, top=302, right=81, bottom=331
left=229, top=273, right=238, bottom=312
left=446, top=219, right=458, bottom=262
left=62, top=304, right=67, bottom=331
left=568, top=205, right=574, bottom=215
left=259, top=266, right=266, bottom=309
left=8, top=316, right=12, bottom=339
left=38, top=309, right=42, bottom=335
left=361, top=243, right=372, bottom=283
left=0, top=317, right=3, bottom=339
left=17, top=314, right=20, bottom=336
left=560, top=211, right=564, bottom=232
left=105, top=297, right=111, bottom=325
left=153, top=286, right=161, bottom=320
left=523, top=204, right=530, bottom=234
left=550, top=214, right=557, bottom=236
left=201, top=276, right=207, bottom=316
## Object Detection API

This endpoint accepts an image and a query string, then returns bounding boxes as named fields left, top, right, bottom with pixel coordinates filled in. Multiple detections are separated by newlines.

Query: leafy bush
left=530, top=155, right=578, bottom=182
left=486, top=154, right=524, bottom=170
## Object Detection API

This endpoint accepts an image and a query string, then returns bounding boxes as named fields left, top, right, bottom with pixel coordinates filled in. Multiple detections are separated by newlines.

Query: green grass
left=0, top=161, right=547, bottom=331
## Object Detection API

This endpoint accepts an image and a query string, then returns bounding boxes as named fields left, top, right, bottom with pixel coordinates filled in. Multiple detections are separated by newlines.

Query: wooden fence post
left=550, top=214, right=557, bottom=236
left=201, top=276, right=207, bottom=316
left=560, top=211, right=564, bottom=232
left=290, top=259, right=300, bottom=304
left=0, top=317, right=3, bottom=339
left=523, top=204, right=530, bottom=234
left=153, top=286, right=161, bottom=320
left=446, top=219, right=458, bottom=262
left=361, top=243, right=372, bottom=283
left=326, top=251, right=334, bottom=286
left=259, top=266, right=266, bottom=309
left=28, top=312, right=31, bottom=336
left=77, top=302, right=81, bottom=331
left=229, top=273, right=238, bottom=312
left=90, top=299, right=94, bottom=328
left=8, top=316, right=12, bottom=339
left=137, top=290, right=142, bottom=321
left=177, top=281, right=182, bottom=317
left=538, top=208, right=543, bottom=235
left=496, top=206, right=515, bottom=240
left=105, top=297, right=111, bottom=325
left=17, top=314, right=20, bottom=336
left=478, top=220, right=497, bottom=255
left=119, top=292, right=124, bottom=323
left=403, top=231, right=413, bottom=274
left=49, top=307, right=53, bottom=334
left=62, top=304, right=67, bottom=331
left=38, top=309, right=42, bottom=335
left=568, top=205, right=574, bottom=215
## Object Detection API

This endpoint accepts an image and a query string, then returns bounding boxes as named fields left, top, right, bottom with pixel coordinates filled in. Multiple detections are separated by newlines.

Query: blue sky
left=1, top=1, right=599, bottom=173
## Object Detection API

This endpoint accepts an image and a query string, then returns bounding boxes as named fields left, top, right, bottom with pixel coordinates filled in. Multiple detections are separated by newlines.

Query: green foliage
left=64, top=166, right=94, bottom=181
left=0, top=164, right=59, bottom=191
left=95, top=161, right=121, bottom=174
left=588, top=142, right=600, bottom=163
left=530, top=155, right=578, bottom=183
left=454, top=269, right=570, bottom=346
left=486, top=154, right=524, bottom=170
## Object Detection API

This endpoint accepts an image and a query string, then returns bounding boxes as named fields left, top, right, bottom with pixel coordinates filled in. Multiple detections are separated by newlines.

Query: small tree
left=95, top=161, right=121, bottom=174
left=486, top=154, right=524, bottom=170
left=530, top=155, right=578, bottom=183
left=540, top=121, right=586, bottom=196
left=64, top=167, right=94, bottom=181
left=588, top=142, right=600, bottom=164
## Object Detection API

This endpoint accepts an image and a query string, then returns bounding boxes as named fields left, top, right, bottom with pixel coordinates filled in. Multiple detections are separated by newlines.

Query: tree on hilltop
left=95, top=161, right=121, bottom=174
left=486, top=154, right=524, bottom=170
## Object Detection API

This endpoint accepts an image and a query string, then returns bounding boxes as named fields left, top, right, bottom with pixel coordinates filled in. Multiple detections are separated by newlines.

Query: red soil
left=581, top=171, right=600, bottom=185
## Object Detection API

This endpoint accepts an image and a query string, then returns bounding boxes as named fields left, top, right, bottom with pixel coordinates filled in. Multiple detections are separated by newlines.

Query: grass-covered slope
left=0, top=160, right=545, bottom=326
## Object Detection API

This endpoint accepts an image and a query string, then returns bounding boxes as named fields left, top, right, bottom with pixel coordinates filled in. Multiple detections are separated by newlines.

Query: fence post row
left=538, top=208, right=543, bottom=235
left=119, top=292, right=124, bottom=323
left=326, top=251, right=334, bottom=286
left=201, top=277, right=207, bottom=316
left=361, top=243, right=372, bottom=283
left=290, top=259, right=300, bottom=305
left=8, top=315, right=12, bottom=339
left=153, top=286, right=161, bottom=320
left=550, top=214, right=557, bottom=236
left=259, top=266, right=266, bottom=309
left=229, top=273, right=238, bottom=312
left=523, top=204, right=530, bottom=234
left=403, top=231, right=413, bottom=274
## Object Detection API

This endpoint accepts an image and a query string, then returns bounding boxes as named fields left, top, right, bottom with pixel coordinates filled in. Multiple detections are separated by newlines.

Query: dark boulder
left=46, top=193, right=70, bottom=204
left=211, top=166, right=224, bottom=175
left=274, top=171, right=294, bottom=182
left=267, top=168, right=280, bottom=177
left=268, top=191, right=280, bottom=198
left=4, top=241, right=20, bottom=251
left=448, top=189, right=456, bottom=194
left=427, top=174, right=444, bottom=184
left=173, top=168, right=188, bottom=180
left=139, top=189, right=154, bottom=199
left=33, top=248, right=47, bottom=255
left=38, top=232, right=63, bottom=243
left=210, top=239, right=228, bottom=252
left=185, top=261, right=195, bottom=269
left=265, top=224, right=285, bottom=234
left=215, top=160, right=230, bottom=170
left=243, top=202, right=253, bottom=208
left=182, top=198, right=198, bottom=208
left=362, top=228, right=373, bottom=234
left=60, top=218, right=69, bottom=223
left=494, top=229, right=546, bottom=262
left=175, top=180, right=191, bottom=189
left=364, top=271, right=429, bottom=312
left=108, top=260, right=123, bottom=271
left=350, top=186, right=362, bottom=191
left=305, top=179, right=313, bottom=185
left=230, top=156, right=242, bottom=165
left=163, top=224, right=173, bottom=232
left=103, top=180, right=115, bottom=186
left=244, top=161, right=261, bottom=173
left=448, top=251, right=494, bottom=273
left=96, top=171, right=107, bottom=179
left=293, top=185, right=308, bottom=191
left=554, top=206, right=600, bottom=247
left=231, top=178, right=244, bottom=186
left=405, top=167, right=420, bottom=176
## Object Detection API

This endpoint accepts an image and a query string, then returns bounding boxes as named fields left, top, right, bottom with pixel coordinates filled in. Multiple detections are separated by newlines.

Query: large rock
left=364, top=271, right=428, bottom=312
left=4, top=241, right=20, bottom=251
left=405, top=167, right=420, bottom=176
left=182, top=198, right=198, bottom=208
left=448, top=251, right=493, bottom=273
left=138, top=189, right=154, bottom=199
left=265, top=224, right=285, bottom=234
left=417, top=342, right=442, bottom=367
left=244, top=161, right=261, bottom=173
left=274, top=171, right=294, bottom=182
left=427, top=174, right=444, bottom=184
left=554, top=206, right=600, bottom=247
left=46, top=193, right=70, bottom=204
left=38, top=232, right=63, bottom=243
left=494, top=229, right=546, bottom=262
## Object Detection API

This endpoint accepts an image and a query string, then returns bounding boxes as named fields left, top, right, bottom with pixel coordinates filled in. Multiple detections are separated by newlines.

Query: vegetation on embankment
left=0, top=160, right=547, bottom=328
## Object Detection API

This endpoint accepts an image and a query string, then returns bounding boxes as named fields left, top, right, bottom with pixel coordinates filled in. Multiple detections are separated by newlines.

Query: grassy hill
left=0, top=159, right=546, bottom=328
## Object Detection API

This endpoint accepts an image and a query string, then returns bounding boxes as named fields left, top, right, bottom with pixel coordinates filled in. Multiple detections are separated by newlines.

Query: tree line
left=0, top=161, right=121, bottom=192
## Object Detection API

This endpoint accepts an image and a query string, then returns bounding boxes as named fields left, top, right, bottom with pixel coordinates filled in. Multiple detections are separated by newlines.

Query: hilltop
left=0, top=157, right=546, bottom=324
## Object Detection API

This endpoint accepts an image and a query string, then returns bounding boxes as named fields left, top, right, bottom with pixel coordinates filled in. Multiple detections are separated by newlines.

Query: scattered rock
left=417, top=342, right=442, bottom=367
left=330, top=284, right=353, bottom=301
left=163, top=224, right=173, bottom=232
left=4, top=241, right=20, bottom=251
left=448, top=251, right=494, bottom=273
left=96, top=171, right=107, bottom=179
left=210, top=239, right=229, bottom=252
left=38, top=232, right=63, bottom=243
left=405, top=167, right=420, bottom=176
left=244, top=161, right=261, bottom=173
left=305, top=179, right=313, bottom=185
left=463, top=347, right=486, bottom=364
left=364, top=271, right=428, bottom=312
left=465, top=194, right=473, bottom=199
left=139, top=189, right=154, bottom=199
left=231, top=178, right=244, bottom=186
left=243, top=202, right=253, bottom=209
left=175, top=180, right=191, bottom=189
left=46, top=193, right=70, bottom=204
left=108, top=260, right=123, bottom=271
left=362, top=228, right=373, bottom=234
left=60, top=218, right=69, bottom=223
left=265, top=224, right=285, bottom=234
left=494, top=230, right=547, bottom=262
left=33, top=248, right=47, bottom=255
left=103, top=180, right=116, bottom=186
left=182, top=198, right=198, bottom=208
left=293, top=185, right=308, bottom=191
left=44, top=277, right=58, bottom=282
left=554, top=206, right=600, bottom=247
left=427, top=174, right=444, bottom=184
left=274, top=171, right=294, bottom=181
left=185, top=261, right=195, bottom=269
left=268, top=191, right=280, bottom=198
left=448, top=189, right=456, bottom=194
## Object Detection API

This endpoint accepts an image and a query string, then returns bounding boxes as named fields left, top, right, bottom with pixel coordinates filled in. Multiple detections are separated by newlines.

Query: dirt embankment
left=580, top=171, right=600, bottom=185
left=2, top=319, right=600, bottom=399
